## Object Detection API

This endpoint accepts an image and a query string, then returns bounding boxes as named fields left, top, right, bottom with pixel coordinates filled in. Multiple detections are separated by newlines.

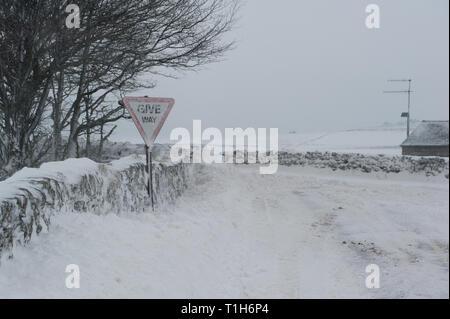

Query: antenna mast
left=383, top=79, right=413, bottom=138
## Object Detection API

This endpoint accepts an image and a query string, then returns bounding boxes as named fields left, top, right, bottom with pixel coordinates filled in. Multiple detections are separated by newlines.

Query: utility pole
left=383, top=79, right=413, bottom=138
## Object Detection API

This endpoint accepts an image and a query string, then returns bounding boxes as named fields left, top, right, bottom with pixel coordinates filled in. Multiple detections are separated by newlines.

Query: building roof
left=401, top=121, right=449, bottom=147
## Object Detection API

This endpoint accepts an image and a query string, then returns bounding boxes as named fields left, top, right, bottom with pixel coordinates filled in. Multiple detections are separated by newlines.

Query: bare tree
left=0, top=0, right=238, bottom=178
left=0, top=0, right=69, bottom=175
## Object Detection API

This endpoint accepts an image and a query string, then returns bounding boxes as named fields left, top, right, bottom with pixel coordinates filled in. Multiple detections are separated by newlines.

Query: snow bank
left=1, top=164, right=447, bottom=298
left=0, top=155, right=193, bottom=258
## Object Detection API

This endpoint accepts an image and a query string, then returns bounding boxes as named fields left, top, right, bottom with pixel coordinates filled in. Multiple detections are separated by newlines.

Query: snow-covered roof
left=401, top=121, right=449, bottom=146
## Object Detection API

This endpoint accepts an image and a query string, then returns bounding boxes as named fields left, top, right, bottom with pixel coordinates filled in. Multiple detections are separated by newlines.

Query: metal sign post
left=119, top=97, right=175, bottom=211
left=145, top=144, right=154, bottom=211
left=149, top=146, right=154, bottom=211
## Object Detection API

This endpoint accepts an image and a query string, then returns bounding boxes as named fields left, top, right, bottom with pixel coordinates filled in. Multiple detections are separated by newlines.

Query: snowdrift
left=0, top=155, right=193, bottom=258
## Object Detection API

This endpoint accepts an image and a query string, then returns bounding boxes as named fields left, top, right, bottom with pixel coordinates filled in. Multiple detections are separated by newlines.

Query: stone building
left=401, top=121, right=449, bottom=157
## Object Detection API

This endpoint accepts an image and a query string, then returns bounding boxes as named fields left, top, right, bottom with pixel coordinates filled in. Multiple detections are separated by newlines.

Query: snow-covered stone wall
left=0, top=155, right=194, bottom=258
left=278, top=151, right=449, bottom=176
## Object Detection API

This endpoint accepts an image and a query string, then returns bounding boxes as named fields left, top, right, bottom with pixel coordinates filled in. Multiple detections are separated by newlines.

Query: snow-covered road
left=0, top=165, right=448, bottom=298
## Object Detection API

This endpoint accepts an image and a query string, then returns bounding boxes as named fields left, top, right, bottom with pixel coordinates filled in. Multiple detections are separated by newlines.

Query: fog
left=114, top=0, right=449, bottom=142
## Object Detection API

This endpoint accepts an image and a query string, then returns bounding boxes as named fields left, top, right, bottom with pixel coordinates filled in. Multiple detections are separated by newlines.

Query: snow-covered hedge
left=0, top=155, right=193, bottom=258
left=278, top=151, right=449, bottom=176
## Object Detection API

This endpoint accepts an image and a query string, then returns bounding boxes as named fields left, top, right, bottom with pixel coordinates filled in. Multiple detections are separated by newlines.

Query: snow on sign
left=122, top=97, right=175, bottom=146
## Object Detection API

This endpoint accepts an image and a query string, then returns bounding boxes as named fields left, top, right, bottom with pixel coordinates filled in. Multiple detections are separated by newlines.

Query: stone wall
left=278, top=151, right=449, bottom=176
left=0, top=155, right=194, bottom=258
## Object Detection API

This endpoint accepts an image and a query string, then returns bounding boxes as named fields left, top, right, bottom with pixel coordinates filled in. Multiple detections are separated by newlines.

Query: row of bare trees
left=0, top=0, right=237, bottom=179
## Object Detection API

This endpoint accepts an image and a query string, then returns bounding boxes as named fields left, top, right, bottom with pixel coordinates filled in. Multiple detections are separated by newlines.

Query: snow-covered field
left=112, top=128, right=409, bottom=156
left=1, top=164, right=448, bottom=298
left=279, top=129, right=407, bottom=155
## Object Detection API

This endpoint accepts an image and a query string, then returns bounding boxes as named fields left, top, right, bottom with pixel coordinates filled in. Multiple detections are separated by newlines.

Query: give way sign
left=122, top=96, right=175, bottom=146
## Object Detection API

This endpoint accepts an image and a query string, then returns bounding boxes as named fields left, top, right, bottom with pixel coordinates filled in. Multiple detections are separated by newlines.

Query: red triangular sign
left=122, top=97, right=175, bottom=146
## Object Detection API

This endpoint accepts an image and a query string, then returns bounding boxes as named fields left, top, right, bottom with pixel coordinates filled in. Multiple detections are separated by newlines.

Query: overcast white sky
left=113, top=0, right=449, bottom=143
